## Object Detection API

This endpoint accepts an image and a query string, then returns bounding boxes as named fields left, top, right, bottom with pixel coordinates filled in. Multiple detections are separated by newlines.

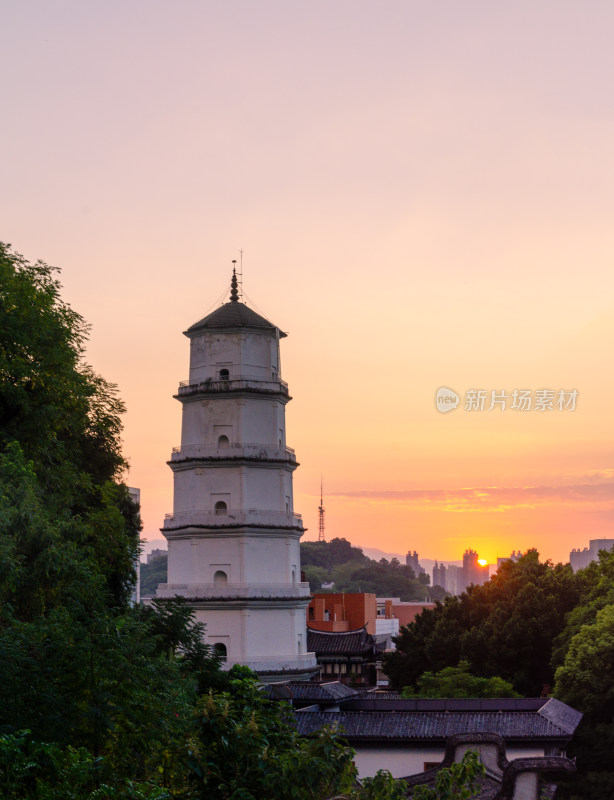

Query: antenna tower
left=318, top=477, right=326, bottom=541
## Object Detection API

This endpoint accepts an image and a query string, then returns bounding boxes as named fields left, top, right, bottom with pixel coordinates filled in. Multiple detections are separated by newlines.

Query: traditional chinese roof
left=294, top=708, right=576, bottom=742
left=307, top=626, right=377, bottom=656
left=185, top=269, right=285, bottom=338
left=267, top=681, right=359, bottom=703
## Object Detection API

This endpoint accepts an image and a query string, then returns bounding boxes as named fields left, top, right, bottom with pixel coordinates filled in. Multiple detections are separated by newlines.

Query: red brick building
left=307, top=593, right=377, bottom=634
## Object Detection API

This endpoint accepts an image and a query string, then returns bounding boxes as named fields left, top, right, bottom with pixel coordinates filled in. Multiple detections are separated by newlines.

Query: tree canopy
left=552, top=550, right=614, bottom=800
left=401, top=661, right=519, bottom=699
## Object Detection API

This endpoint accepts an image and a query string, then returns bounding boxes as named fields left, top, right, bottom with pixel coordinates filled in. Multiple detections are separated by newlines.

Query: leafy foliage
left=410, top=751, right=485, bottom=800
left=140, top=553, right=168, bottom=597
left=401, top=661, right=519, bottom=699
left=553, top=551, right=614, bottom=799
left=188, top=666, right=357, bottom=800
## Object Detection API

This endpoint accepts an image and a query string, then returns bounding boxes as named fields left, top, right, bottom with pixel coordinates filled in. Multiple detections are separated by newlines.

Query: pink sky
left=2, top=1, right=613, bottom=564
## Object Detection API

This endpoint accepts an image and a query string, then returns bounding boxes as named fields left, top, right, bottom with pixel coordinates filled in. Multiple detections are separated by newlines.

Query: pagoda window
left=213, top=642, right=227, bottom=662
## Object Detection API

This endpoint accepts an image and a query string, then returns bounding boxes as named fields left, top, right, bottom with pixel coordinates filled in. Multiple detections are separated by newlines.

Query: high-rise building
left=569, top=539, right=614, bottom=573
left=462, top=549, right=489, bottom=590
left=496, top=550, right=522, bottom=571
left=406, top=550, right=425, bottom=576
left=432, top=561, right=447, bottom=590
left=446, top=564, right=464, bottom=595
left=156, top=269, right=317, bottom=681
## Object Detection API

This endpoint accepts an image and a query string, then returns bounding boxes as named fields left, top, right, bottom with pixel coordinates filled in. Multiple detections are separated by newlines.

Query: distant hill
left=300, top=538, right=447, bottom=601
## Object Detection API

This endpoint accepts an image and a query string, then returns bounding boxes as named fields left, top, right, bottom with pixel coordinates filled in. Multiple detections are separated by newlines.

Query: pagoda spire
left=230, top=266, right=239, bottom=303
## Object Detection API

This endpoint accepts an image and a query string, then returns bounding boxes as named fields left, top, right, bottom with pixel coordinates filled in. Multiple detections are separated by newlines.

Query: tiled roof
left=307, top=626, right=375, bottom=655
left=282, top=682, right=359, bottom=702
left=294, top=710, right=575, bottom=741
left=537, top=697, right=584, bottom=735
left=186, top=301, right=283, bottom=336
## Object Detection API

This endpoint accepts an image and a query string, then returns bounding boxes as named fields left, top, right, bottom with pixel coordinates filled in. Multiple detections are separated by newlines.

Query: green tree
left=0, top=244, right=226, bottom=794
left=553, top=603, right=614, bottom=800
left=409, top=751, right=485, bottom=800
left=303, top=563, right=330, bottom=592
left=0, top=243, right=126, bottom=503
left=140, top=553, right=168, bottom=597
left=401, top=661, right=519, bottom=698
left=189, top=666, right=357, bottom=800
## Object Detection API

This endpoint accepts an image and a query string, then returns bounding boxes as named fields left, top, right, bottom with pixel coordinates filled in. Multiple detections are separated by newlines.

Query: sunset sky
left=2, top=1, right=613, bottom=565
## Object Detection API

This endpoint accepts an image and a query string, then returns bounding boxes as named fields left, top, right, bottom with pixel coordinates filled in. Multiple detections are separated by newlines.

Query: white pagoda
left=157, top=269, right=317, bottom=681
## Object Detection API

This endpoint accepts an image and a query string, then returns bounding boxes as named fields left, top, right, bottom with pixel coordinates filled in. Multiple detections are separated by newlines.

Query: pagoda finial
left=230, top=261, right=239, bottom=303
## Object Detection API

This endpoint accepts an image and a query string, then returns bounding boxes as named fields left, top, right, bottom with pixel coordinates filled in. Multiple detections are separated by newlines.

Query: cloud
left=330, top=483, right=614, bottom=513
left=584, top=469, right=614, bottom=482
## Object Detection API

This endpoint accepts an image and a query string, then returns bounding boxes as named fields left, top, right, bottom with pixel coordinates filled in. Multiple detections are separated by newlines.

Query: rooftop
left=185, top=270, right=285, bottom=337
left=307, top=626, right=378, bottom=656
left=294, top=697, right=581, bottom=743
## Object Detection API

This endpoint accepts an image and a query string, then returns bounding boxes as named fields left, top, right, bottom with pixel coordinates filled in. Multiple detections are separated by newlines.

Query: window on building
left=213, top=642, right=227, bottom=662
left=214, top=570, right=228, bottom=585
left=218, top=434, right=229, bottom=446
left=214, top=501, right=228, bottom=515
left=219, top=368, right=229, bottom=380
left=308, top=607, right=314, bottom=620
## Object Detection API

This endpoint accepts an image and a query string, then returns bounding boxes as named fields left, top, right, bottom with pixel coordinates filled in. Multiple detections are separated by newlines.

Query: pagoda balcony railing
left=155, top=581, right=311, bottom=600
left=177, top=376, right=289, bottom=397
left=170, top=443, right=296, bottom=461
left=163, top=509, right=303, bottom=529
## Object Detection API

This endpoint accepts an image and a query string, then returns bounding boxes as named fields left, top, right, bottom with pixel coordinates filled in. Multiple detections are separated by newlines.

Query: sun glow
left=478, top=559, right=488, bottom=566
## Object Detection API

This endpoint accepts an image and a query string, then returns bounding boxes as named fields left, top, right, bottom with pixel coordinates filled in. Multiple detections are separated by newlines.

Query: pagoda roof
left=185, top=300, right=285, bottom=338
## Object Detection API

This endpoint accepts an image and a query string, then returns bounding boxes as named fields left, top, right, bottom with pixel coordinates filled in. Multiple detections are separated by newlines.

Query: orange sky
left=2, top=1, right=613, bottom=564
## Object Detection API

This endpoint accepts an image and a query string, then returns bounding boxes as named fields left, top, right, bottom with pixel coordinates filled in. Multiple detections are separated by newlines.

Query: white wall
left=352, top=743, right=546, bottom=779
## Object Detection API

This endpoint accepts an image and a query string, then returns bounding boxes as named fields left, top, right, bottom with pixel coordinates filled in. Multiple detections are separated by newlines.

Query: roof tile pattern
left=294, top=711, right=574, bottom=740
left=307, top=627, right=375, bottom=655
left=186, top=301, right=281, bottom=336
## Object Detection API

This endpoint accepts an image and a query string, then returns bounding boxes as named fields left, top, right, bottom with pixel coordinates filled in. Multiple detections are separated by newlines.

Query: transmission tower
left=318, top=477, right=326, bottom=541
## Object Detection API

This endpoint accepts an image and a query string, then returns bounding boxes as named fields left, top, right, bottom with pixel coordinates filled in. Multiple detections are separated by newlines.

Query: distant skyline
left=2, top=1, right=613, bottom=564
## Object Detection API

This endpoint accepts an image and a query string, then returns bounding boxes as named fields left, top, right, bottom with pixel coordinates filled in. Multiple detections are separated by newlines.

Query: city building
left=147, top=548, right=167, bottom=564
left=446, top=564, right=464, bottom=595
left=308, top=592, right=378, bottom=634
left=496, top=550, right=523, bottom=571
left=569, top=538, right=614, bottom=572
left=308, top=592, right=401, bottom=638
left=406, top=550, right=425, bottom=576
left=462, top=548, right=489, bottom=590
left=432, top=561, right=446, bottom=590
left=128, top=487, right=141, bottom=604
left=377, top=598, right=435, bottom=628
left=156, top=270, right=317, bottom=681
